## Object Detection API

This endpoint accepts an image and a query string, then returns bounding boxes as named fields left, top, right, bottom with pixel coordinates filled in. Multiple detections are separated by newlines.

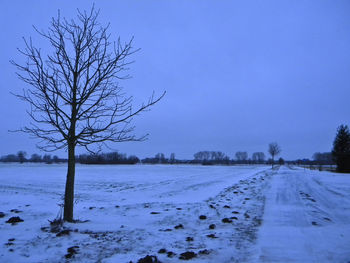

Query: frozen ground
left=0, top=164, right=349, bottom=262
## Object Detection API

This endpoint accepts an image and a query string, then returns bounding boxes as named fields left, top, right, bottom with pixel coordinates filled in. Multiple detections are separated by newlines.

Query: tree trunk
left=64, top=142, right=75, bottom=222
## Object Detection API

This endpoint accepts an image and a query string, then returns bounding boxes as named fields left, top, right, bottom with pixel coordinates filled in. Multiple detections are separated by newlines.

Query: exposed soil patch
left=222, top=218, right=232, bottom=223
left=56, top=229, right=71, bottom=237
left=186, top=237, right=194, bottom=242
left=179, top=251, right=197, bottom=260
left=5, top=216, right=24, bottom=224
left=174, top=224, right=184, bottom=229
left=158, top=248, right=167, bottom=254
left=65, top=246, right=79, bottom=259
left=137, top=255, right=160, bottom=263
left=199, top=249, right=211, bottom=255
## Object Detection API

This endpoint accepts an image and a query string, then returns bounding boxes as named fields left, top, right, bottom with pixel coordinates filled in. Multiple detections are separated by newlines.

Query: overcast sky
left=1, top=0, right=349, bottom=160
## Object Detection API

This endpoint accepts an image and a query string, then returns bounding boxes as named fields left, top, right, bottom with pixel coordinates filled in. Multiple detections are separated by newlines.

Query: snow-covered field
left=0, top=164, right=349, bottom=262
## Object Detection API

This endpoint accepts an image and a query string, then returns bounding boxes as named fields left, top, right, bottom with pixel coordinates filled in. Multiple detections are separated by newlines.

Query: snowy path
left=254, top=166, right=350, bottom=263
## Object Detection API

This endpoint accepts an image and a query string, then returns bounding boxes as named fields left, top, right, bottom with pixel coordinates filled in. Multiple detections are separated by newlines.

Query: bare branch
left=12, top=6, right=165, bottom=152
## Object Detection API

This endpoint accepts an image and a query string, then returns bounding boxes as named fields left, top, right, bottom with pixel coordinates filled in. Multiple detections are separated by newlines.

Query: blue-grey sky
left=1, top=0, right=350, bottom=160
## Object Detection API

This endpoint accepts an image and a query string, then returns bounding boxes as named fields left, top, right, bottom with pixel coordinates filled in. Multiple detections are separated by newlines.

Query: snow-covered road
left=255, top=166, right=350, bottom=263
left=0, top=164, right=349, bottom=262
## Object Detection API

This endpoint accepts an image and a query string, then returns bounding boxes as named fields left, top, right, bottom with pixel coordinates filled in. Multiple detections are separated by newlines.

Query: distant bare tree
left=155, top=153, right=165, bottom=163
left=193, top=151, right=228, bottom=163
left=252, top=152, right=265, bottom=163
left=194, top=151, right=210, bottom=161
left=169, top=153, right=175, bottom=164
left=30, top=153, right=42, bottom=163
left=268, top=143, right=281, bottom=167
left=235, top=151, right=248, bottom=163
left=12, top=7, right=164, bottom=221
left=17, top=151, right=27, bottom=163
left=211, top=151, right=226, bottom=161
left=43, top=154, right=52, bottom=164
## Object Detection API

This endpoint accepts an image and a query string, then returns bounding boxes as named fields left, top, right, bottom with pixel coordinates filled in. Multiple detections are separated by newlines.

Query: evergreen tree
left=332, top=125, right=350, bottom=172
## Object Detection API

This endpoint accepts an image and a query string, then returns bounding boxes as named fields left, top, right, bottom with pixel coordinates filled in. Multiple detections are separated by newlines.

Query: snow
left=0, top=164, right=349, bottom=262
left=254, top=166, right=350, bottom=263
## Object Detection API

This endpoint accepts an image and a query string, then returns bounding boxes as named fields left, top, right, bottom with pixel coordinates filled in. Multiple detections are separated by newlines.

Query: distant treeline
left=0, top=151, right=65, bottom=164
left=77, top=152, right=139, bottom=165
left=0, top=150, right=334, bottom=165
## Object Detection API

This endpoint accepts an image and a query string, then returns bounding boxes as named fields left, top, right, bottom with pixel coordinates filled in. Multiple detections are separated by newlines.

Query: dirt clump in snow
left=0, top=212, right=5, bottom=218
left=209, top=223, right=216, bottom=229
left=137, top=255, right=161, bottom=263
left=199, top=215, right=207, bottom=220
left=159, top=228, right=172, bottom=232
left=56, top=229, right=71, bottom=237
left=65, top=246, right=79, bottom=259
left=186, top=236, right=194, bottom=241
left=10, top=209, right=22, bottom=213
left=199, top=249, right=211, bottom=255
left=179, top=251, right=197, bottom=260
left=48, top=218, right=64, bottom=233
left=174, top=224, right=184, bottom=229
left=222, top=218, right=232, bottom=223
left=5, top=216, right=24, bottom=224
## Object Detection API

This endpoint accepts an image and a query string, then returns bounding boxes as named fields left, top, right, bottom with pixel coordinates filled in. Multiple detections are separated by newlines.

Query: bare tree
left=193, top=151, right=228, bottom=163
left=194, top=151, right=210, bottom=161
left=155, top=153, right=165, bottom=163
left=252, top=152, right=265, bottom=164
left=11, top=7, right=164, bottom=222
left=235, top=151, right=248, bottom=163
left=30, top=153, right=42, bottom=163
left=17, top=151, right=27, bottom=163
left=268, top=143, right=281, bottom=167
left=169, top=153, right=175, bottom=164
